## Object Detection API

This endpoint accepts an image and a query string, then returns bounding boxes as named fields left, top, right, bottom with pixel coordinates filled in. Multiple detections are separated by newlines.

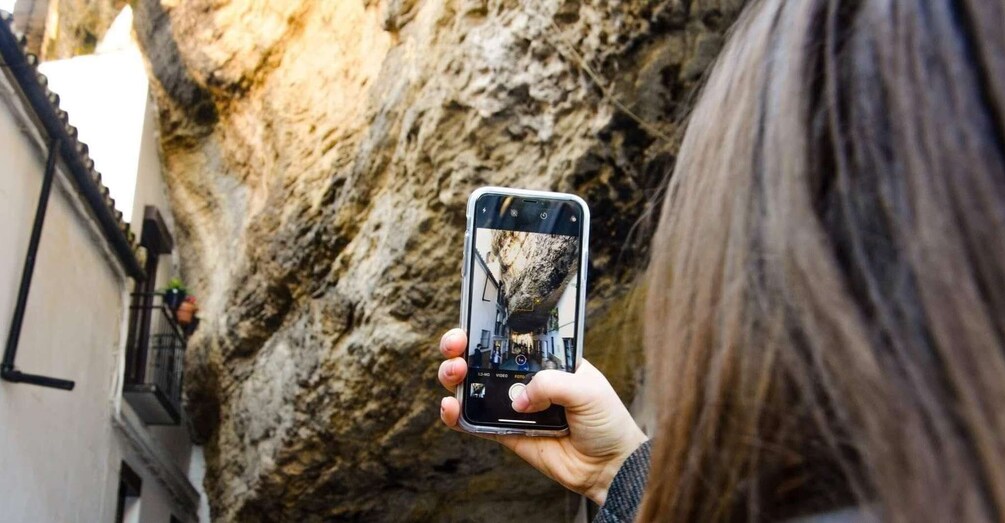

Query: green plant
left=165, top=277, right=187, bottom=294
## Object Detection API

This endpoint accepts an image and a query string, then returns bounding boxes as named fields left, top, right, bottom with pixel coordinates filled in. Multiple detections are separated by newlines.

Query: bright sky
left=475, top=228, right=503, bottom=283
left=36, top=7, right=148, bottom=222
left=0, top=0, right=16, bottom=14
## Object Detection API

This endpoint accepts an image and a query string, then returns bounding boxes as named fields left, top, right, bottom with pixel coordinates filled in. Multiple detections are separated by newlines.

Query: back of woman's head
left=643, top=0, right=1005, bottom=520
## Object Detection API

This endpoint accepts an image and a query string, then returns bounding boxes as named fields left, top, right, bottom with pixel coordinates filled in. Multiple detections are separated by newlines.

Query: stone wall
left=12, top=0, right=125, bottom=59
left=131, top=0, right=744, bottom=520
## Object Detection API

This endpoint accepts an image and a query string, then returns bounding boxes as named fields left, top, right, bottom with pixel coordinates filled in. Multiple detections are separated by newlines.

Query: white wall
left=38, top=6, right=196, bottom=485
left=132, top=88, right=179, bottom=293
left=1, top=13, right=202, bottom=520
left=133, top=80, right=193, bottom=476
left=558, top=280, right=577, bottom=339
left=187, top=446, right=212, bottom=521
left=468, top=251, right=498, bottom=359
left=0, top=76, right=127, bottom=523
left=125, top=445, right=187, bottom=523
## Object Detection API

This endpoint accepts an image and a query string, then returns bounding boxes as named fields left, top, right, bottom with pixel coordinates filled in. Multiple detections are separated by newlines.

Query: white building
left=531, top=282, right=576, bottom=371
left=468, top=248, right=509, bottom=367
left=0, top=9, right=206, bottom=522
left=556, top=279, right=577, bottom=367
left=472, top=231, right=577, bottom=371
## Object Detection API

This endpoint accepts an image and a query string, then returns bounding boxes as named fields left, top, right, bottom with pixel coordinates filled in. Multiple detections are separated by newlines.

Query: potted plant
left=163, top=277, right=187, bottom=310
left=176, top=295, right=198, bottom=326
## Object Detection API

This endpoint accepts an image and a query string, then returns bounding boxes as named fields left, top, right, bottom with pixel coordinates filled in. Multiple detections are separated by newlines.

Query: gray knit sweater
left=593, top=440, right=652, bottom=523
left=591, top=440, right=870, bottom=523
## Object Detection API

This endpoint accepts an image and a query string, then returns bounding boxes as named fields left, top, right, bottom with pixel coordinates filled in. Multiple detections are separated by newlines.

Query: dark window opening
left=115, top=462, right=142, bottom=523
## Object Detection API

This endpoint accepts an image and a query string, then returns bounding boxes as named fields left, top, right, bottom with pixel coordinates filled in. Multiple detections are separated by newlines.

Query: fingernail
left=440, top=330, right=459, bottom=351
left=512, top=391, right=529, bottom=412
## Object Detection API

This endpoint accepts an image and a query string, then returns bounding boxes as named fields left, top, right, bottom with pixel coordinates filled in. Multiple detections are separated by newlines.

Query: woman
left=490, top=346, right=501, bottom=370
left=438, top=0, right=1005, bottom=520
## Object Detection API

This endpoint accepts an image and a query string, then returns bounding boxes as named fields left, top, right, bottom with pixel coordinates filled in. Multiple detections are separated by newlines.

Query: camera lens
left=510, top=209, right=518, bottom=217
left=540, top=212, right=548, bottom=220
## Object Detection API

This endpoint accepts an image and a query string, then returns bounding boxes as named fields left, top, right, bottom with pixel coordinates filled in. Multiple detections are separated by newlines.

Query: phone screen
left=463, top=193, right=583, bottom=430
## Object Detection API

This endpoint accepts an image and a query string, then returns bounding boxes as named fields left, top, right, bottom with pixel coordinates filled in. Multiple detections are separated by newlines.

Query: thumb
left=512, top=360, right=599, bottom=413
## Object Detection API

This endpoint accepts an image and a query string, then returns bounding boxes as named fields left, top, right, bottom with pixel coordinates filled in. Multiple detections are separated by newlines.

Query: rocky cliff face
left=12, top=0, right=124, bottom=59
left=492, top=230, right=579, bottom=333
left=132, top=0, right=743, bottom=520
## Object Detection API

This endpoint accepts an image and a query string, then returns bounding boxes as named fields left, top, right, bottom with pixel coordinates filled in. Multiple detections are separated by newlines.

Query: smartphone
left=457, top=187, right=590, bottom=436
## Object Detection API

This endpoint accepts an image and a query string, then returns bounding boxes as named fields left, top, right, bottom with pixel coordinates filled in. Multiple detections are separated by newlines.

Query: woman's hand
left=437, top=328, right=648, bottom=505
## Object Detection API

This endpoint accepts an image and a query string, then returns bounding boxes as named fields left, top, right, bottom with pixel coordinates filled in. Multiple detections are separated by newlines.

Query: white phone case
left=457, top=186, right=590, bottom=437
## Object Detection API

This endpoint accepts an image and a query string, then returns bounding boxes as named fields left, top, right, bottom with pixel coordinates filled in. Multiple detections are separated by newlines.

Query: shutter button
left=508, top=383, right=526, bottom=401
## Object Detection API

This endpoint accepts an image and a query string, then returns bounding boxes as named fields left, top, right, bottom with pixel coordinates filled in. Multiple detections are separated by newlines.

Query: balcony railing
left=123, top=293, right=186, bottom=425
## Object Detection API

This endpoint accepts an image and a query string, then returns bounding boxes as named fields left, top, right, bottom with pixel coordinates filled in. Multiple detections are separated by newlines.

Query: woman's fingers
left=439, top=328, right=467, bottom=358
left=512, top=359, right=600, bottom=413
left=440, top=396, right=461, bottom=428
left=437, top=329, right=468, bottom=394
left=438, top=357, right=468, bottom=393
left=438, top=329, right=468, bottom=394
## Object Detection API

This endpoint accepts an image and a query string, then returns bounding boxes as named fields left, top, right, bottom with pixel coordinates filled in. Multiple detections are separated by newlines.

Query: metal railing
left=146, top=304, right=185, bottom=403
left=124, top=293, right=186, bottom=423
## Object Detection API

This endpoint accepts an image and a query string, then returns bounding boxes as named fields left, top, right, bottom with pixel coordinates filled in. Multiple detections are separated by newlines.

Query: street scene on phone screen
left=468, top=228, right=579, bottom=373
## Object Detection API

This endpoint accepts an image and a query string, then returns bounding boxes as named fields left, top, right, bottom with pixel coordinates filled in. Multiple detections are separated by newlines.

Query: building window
left=494, top=307, right=506, bottom=336
left=115, top=462, right=142, bottom=523
left=481, top=273, right=493, bottom=302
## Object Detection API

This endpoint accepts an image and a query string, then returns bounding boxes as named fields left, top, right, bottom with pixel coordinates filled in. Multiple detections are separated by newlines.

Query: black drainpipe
left=1, top=138, right=75, bottom=391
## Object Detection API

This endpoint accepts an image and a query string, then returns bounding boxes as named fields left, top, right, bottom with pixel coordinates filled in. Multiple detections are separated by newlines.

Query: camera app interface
left=464, top=196, right=582, bottom=429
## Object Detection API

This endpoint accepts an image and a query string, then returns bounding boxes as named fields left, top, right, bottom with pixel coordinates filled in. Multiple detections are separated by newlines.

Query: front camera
left=540, top=212, right=548, bottom=220
left=510, top=209, right=518, bottom=217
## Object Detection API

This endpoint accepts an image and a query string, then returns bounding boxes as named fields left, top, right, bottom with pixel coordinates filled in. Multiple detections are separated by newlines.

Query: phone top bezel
left=457, top=186, right=590, bottom=437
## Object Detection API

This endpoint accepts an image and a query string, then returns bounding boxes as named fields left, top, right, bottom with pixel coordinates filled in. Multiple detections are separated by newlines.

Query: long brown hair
left=642, top=0, right=1005, bottom=520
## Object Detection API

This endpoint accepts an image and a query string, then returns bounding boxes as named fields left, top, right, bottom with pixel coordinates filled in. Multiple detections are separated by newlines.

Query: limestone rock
left=131, top=0, right=745, bottom=520
left=12, top=0, right=125, bottom=59
left=491, top=229, right=579, bottom=333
